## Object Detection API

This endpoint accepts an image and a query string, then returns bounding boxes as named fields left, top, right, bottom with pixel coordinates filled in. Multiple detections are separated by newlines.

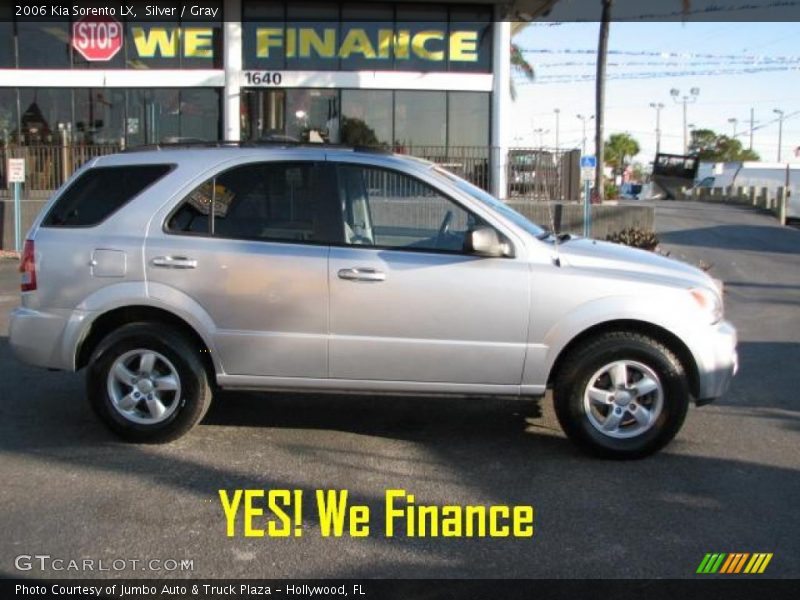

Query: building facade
left=0, top=0, right=513, bottom=196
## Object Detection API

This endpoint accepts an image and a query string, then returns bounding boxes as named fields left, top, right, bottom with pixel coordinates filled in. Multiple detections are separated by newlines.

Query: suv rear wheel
left=87, top=323, right=212, bottom=443
left=553, top=331, right=690, bottom=459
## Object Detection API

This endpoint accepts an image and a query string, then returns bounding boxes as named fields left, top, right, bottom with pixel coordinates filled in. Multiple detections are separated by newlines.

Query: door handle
left=337, top=267, right=386, bottom=282
left=151, top=256, right=198, bottom=269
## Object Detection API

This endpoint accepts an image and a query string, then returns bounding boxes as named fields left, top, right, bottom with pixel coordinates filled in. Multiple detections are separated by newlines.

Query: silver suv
left=10, top=146, right=737, bottom=458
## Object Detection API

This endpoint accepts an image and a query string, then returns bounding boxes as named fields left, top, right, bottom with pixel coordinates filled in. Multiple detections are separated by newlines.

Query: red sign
left=72, top=17, right=123, bottom=62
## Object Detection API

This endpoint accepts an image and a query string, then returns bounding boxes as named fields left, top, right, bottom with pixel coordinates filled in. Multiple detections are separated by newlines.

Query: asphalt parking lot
left=1, top=201, right=798, bottom=579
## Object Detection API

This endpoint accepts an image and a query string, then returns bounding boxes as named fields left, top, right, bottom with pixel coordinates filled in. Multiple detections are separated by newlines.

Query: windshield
left=431, top=167, right=546, bottom=238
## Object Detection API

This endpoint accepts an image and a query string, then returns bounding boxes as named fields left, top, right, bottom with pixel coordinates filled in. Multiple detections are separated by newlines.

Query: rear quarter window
left=42, top=164, right=173, bottom=227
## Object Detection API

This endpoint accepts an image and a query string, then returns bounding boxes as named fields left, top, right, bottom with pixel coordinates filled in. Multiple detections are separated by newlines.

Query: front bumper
left=694, top=319, right=738, bottom=404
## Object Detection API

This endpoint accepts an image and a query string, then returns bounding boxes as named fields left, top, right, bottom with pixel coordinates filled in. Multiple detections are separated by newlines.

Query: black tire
left=86, top=322, right=212, bottom=443
left=553, top=331, right=690, bottom=459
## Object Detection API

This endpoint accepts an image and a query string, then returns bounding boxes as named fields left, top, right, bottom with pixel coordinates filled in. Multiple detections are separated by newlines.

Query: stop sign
left=72, top=16, right=123, bottom=61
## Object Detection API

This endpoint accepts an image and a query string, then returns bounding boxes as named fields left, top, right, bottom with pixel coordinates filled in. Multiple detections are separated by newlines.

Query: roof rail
left=122, top=140, right=393, bottom=154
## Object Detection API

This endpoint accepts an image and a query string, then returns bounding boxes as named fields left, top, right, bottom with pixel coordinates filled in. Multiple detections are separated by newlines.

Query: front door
left=327, top=163, right=530, bottom=386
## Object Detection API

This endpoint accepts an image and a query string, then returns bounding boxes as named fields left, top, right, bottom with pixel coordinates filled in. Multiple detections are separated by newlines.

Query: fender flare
left=526, top=294, right=704, bottom=388
left=65, top=281, right=223, bottom=373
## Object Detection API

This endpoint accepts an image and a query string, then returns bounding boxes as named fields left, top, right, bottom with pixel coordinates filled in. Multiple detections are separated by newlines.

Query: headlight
left=690, top=287, right=723, bottom=324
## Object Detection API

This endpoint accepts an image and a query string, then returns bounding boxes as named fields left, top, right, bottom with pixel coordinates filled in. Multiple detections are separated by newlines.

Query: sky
left=510, top=20, right=800, bottom=165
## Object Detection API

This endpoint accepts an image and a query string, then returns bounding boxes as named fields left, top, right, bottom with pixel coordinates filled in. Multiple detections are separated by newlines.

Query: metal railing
left=506, top=147, right=581, bottom=203
left=0, top=144, right=120, bottom=195
left=394, top=145, right=491, bottom=191
left=0, top=143, right=581, bottom=202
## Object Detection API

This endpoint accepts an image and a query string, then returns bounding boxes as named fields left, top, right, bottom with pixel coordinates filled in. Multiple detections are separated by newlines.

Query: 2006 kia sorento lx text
left=10, top=146, right=737, bottom=458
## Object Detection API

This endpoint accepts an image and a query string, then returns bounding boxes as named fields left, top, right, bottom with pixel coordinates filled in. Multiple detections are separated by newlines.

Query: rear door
left=327, top=161, right=531, bottom=387
left=146, top=158, right=341, bottom=378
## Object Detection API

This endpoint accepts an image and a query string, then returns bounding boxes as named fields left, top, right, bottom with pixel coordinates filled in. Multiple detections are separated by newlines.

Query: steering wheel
left=436, top=210, right=454, bottom=246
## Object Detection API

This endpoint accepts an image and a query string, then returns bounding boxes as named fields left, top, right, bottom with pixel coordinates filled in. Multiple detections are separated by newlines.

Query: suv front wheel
left=553, top=331, right=690, bottom=459
left=87, top=323, right=212, bottom=443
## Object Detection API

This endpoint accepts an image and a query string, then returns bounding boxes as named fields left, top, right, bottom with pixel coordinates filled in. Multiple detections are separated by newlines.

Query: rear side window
left=43, top=165, right=172, bottom=227
left=167, top=162, right=341, bottom=244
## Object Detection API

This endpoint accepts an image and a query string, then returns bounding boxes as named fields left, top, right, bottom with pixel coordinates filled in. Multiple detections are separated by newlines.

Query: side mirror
left=465, top=226, right=510, bottom=258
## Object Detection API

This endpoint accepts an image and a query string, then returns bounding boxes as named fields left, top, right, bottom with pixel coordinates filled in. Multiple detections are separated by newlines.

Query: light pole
left=649, top=102, right=664, bottom=155
left=774, top=108, right=784, bottom=161
left=554, top=108, right=560, bottom=150
left=577, top=114, right=594, bottom=155
left=728, top=117, right=738, bottom=139
left=534, top=128, right=549, bottom=150
left=670, top=87, right=700, bottom=155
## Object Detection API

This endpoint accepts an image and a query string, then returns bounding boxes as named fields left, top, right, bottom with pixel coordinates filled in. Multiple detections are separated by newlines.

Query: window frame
left=163, top=160, right=343, bottom=246
left=41, top=163, right=175, bottom=229
left=331, top=162, right=509, bottom=258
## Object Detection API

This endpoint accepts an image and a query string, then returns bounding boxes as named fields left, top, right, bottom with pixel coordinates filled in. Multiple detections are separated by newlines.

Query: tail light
left=20, top=239, right=37, bottom=292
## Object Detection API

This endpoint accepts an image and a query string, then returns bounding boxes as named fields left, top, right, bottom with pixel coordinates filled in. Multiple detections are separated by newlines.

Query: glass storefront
left=241, top=89, right=489, bottom=149
left=447, top=92, right=491, bottom=147
left=1, top=0, right=493, bottom=159
left=0, top=88, right=221, bottom=146
left=394, top=91, right=447, bottom=148
left=2, top=86, right=487, bottom=150
left=0, top=1, right=499, bottom=198
left=341, top=90, right=393, bottom=146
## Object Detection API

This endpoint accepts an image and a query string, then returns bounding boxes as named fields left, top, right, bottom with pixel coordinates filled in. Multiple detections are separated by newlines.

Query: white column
left=223, top=0, right=243, bottom=141
left=490, top=20, right=511, bottom=200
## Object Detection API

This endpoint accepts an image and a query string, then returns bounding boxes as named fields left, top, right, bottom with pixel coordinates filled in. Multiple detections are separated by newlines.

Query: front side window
left=337, top=165, right=483, bottom=253
left=431, top=166, right=546, bottom=238
left=168, top=162, right=340, bottom=244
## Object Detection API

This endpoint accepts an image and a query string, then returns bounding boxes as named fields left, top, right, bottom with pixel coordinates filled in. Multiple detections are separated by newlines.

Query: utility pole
left=773, top=108, right=784, bottom=161
left=577, top=114, right=594, bottom=155
left=670, top=87, right=700, bottom=155
left=749, top=108, right=755, bottom=151
left=554, top=108, right=560, bottom=150
left=728, top=117, right=738, bottom=139
left=595, top=0, right=613, bottom=203
left=649, top=102, right=664, bottom=155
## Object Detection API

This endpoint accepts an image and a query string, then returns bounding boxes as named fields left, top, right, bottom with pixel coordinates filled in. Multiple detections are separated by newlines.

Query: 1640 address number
left=244, top=72, right=284, bottom=86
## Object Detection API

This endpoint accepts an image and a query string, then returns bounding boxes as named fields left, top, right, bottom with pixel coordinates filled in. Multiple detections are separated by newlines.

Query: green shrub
left=605, top=227, right=659, bottom=251
left=604, top=181, right=619, bottom=200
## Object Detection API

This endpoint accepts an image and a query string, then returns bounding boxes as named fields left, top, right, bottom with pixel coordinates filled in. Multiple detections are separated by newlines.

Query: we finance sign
left=243, top=23, right=492, bottom=72
left=88, top=23, right=490, bottom=71
left=248, top=25, right=488, bottom=67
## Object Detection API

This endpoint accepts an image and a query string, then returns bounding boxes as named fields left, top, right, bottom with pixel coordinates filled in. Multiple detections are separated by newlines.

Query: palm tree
left=510, top=23, right=534, bottom=100
left=604, top=133, right=641, bottom=177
